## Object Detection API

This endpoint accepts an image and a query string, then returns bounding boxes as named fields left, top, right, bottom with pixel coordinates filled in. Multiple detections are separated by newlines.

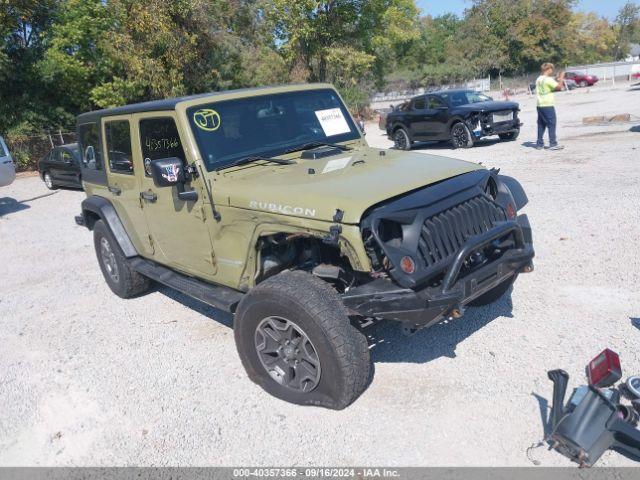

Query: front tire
left=93, top=220, right=151, bottom=298
left=393, top=127, right=412, bottom=150
left=450, top=122, right=474, bottom=149
left=468, top=275, right=516, bottom=307
left=579, top=80, right=588, bottom=87
left=234, top=270, right=371, bottom=409
left=499, top=129, right=519, bottom=141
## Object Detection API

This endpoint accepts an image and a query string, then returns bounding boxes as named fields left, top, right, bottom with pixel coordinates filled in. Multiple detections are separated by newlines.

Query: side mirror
left=149, top=157, right=199, bottom=202
left=150, top=157, right=185, bottom=188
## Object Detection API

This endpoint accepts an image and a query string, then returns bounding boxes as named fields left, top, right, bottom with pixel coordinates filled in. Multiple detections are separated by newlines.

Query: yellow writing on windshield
left=193, top=108, right=221, bottom=132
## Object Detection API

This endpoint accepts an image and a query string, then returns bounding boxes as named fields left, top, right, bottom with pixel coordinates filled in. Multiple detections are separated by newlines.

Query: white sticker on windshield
left=322, top=156, right=352, bottom=174
left=315, top=108, right=351, bottom=137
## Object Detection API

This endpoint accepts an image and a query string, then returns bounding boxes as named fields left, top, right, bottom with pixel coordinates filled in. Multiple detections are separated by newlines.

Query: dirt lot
left=1, top=83, right=639, bottom=467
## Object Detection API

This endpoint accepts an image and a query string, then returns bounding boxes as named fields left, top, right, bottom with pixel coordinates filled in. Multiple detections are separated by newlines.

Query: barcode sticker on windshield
left=315, top=108, right=351, bottom=137
left=322, top=156, right=351, bottom=174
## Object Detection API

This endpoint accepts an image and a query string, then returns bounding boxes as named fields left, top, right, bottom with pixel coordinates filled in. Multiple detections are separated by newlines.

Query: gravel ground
left=1, top=82, right=639, bottom=467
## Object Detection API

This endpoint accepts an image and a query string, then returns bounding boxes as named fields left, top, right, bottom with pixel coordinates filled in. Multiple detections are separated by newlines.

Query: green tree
left=38, top=0, right=113, bottom=115
left=613, top=1, right=640, bottom=59
left=565, top=12, right=616, bottom=64
left=267, top=0, right=419, bottom=89
left=0, top=0, right=60, bottom=133
left=452, top=0, right=575, bottom=76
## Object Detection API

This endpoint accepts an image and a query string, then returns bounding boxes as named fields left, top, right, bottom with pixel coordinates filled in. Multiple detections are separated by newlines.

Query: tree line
left=1, top=0, right=639, bottom=146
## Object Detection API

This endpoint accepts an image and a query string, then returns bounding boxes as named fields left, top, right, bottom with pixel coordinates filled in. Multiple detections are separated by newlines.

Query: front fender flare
left=81, top=196, right=138, bottom=258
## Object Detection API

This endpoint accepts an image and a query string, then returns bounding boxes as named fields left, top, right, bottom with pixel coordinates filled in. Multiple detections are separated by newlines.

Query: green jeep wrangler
left=75, top=83, right=534, bottom=409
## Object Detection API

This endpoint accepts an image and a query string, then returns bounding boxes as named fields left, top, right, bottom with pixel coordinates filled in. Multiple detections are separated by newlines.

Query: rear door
left=48, top=148, right=65, bottom=182
left=133, top=112, right=216, bottom=280
left=58, top=148, right=79, bottom=185
left=101, top=115, right=153, bottom=257
left=406, top=96, right=428, bottom=139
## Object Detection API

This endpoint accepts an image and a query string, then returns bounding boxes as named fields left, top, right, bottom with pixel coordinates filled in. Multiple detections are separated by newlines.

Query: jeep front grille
left=418, top=195, right=507, bottom=269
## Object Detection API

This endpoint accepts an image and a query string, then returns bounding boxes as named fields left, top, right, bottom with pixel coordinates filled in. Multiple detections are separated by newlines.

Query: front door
left=133, top=112, right=216, bottom=280
left=424, top=96, right=450, bottom=139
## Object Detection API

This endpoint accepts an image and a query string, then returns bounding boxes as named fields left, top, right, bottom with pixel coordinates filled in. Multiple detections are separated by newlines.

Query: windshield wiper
left=217, top=155, right=294, bottom=171
left=284, top=141, right=351, bottom=154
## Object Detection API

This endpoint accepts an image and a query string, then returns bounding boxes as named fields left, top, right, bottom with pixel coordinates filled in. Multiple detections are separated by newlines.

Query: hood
left=453, top=100, right=519, bottom=113
left=214, top=147, right=482, bottom=224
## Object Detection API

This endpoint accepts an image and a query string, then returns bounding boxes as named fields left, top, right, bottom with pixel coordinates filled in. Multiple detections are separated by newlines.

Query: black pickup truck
left=385, top=89, right=521, bottom=150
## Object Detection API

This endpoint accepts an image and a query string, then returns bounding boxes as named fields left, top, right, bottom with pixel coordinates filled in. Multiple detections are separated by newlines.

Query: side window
left=51, top=149, right=61, bottom=162
left=78, top=123, right=102, bottom=170
left=139, top=117, right=186, bottom=176
left=105, top=120, right=134, bottom=174
left=412, top=97, right=425, bottom=110
left=428, top=96, right=446, bottom=109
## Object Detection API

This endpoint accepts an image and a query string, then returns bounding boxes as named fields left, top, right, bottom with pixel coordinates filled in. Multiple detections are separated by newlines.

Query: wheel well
left=82, top=209, right=101, bottom=230
left=255, top=233, right=360, bottom=292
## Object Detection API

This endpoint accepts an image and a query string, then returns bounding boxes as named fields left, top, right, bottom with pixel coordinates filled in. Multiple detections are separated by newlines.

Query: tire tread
left=236, top=270, right=371, bottom=409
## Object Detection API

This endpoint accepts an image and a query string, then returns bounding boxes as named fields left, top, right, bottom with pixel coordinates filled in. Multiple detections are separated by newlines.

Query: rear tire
left=393, top=127, right=412, bottom=150
left=234, top=270, right=371, bottom=409
left=468, top=275, right=517, bottom=307
left=579, top=80, right=588, bottom=87
left=43, top=172, right=56, bottom=190
left=93, top=220, right=151, bottom=298
left=499, top=129, right=519, bottom=141
left=450, top=122, right=474, bottom=149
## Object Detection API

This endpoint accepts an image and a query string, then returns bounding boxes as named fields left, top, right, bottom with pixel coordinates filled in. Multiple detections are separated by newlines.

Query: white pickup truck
left=0, top=136, right=16, bottom=187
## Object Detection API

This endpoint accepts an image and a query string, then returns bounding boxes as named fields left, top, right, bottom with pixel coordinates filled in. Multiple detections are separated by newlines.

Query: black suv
left=385, top=89, right=521, bottom=150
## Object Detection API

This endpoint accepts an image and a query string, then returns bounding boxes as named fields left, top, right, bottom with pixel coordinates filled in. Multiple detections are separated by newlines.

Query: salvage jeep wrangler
left=75, top=83, right=534, bottom=409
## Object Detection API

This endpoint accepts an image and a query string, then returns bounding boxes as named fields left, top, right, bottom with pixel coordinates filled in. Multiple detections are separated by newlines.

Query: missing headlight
left=378, top=219, right=403, bottom=247
left=485, top=176, right=498, bottom=200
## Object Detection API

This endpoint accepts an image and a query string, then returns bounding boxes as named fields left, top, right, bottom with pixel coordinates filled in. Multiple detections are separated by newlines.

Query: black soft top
left=75, top=83, right=320, bottom=124
left=75, top=92, right=213, bottom=124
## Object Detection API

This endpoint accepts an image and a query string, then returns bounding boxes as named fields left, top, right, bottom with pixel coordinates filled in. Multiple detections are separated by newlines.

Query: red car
left=564, top=71, right=599, bottom=87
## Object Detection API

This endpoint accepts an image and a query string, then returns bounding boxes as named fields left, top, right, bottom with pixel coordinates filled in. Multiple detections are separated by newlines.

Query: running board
left=128, top=258, right=243, bottom=312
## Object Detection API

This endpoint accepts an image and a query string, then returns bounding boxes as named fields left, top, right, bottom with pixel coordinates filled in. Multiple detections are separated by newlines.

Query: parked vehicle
left=385, top=90, right=521, bottom=150
left=38, top=143, right=83, bottom=189
left=631, top=64, right=640, bottom=80
left=530, top=78, right=577, bottom=93
left=0, top=136, right=16, bottom=187
left=565, top=71, right=599, bottom=87
left=74, top=83, right=534, bottom=409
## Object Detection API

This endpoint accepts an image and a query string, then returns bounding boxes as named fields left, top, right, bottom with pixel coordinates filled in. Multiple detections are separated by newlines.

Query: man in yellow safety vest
left=535, top=62, right=565, bottom=150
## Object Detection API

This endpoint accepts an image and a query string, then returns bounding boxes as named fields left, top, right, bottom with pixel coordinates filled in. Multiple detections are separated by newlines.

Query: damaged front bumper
left=343, top=215, right=534, bottom=331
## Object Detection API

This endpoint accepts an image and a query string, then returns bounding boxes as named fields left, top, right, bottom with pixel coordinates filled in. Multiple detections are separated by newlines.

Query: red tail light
left=587, top=349, right=622, bottom=388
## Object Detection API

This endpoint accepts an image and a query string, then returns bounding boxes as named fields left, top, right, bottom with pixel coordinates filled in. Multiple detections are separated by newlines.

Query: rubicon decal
left=249, top=201, right=316, bottom=217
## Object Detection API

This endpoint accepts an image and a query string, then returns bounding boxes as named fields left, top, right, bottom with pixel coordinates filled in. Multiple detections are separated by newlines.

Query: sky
left=415, top=0, right=629, bottom=20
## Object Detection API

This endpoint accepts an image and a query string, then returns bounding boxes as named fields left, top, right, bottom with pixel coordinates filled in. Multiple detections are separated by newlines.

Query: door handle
left=108, top=186, right=121, bottom=195
left=140, top=190, right=157, bottom=202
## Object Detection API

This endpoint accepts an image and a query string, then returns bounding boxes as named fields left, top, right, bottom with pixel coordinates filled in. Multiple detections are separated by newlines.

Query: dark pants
left=537, top=106, right=557, bottom=146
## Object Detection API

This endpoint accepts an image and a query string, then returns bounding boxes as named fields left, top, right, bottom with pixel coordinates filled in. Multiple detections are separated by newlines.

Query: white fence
left=370, top=76, right=490, bottom=109
left=566, top=61, right=639, bottom=80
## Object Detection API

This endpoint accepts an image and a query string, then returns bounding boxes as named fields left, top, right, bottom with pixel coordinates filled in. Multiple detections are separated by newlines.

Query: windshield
left=187, top=88, right=360, bottom=171
left=441, top=91, right=492, bottom=107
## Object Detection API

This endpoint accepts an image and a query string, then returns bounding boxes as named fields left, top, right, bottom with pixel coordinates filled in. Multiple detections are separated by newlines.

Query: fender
left=80, top=195, right=138, bottom=258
